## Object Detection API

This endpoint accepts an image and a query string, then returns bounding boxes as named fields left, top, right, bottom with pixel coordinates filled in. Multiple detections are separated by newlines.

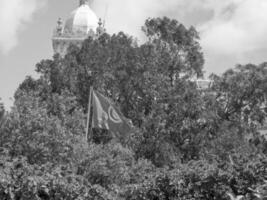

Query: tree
left=19, top=18, right=267, bottom=167
left=0, top=98, right=4, bottom=125
left=142, top=17, right=205, bottom=77
left=1, top=17, right=266, bottom=200
left=210, top=63, right=267, bottom=126
left=31, top=18, right=206, bottom=165
left=200, top=64, right=267, bottom=157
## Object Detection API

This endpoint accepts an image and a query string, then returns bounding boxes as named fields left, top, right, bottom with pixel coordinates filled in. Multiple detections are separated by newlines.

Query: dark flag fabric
left=92, top=90, right=132, bottom=137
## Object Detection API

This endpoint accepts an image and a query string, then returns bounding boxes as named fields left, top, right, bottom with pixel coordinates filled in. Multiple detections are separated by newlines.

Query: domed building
left=52, top=0, right=105, bottom=56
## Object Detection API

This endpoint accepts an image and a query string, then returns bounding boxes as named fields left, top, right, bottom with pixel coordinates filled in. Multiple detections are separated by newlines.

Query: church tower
left=52, top=0, right=104, bottom=56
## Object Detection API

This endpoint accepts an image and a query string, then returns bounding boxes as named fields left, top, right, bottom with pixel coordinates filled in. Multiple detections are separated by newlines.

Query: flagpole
left=86, top=86, right=93, bottom=141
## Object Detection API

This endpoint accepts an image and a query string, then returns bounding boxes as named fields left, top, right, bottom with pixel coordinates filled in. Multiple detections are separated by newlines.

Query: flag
left=91, top=90, right=132, bottom=137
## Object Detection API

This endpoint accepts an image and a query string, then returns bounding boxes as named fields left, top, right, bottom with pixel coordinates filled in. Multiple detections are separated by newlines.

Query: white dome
left=64, top=3, right=98, bottom=35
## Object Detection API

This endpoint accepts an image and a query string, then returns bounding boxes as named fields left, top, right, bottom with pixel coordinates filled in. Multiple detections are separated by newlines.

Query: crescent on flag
left=108, top=106, right=122, bottom=123
left=91, top=90, right=132, bottom=138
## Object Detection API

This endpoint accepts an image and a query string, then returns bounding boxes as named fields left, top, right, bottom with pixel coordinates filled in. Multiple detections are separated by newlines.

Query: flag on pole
left=91, top=90, right=132, bottom=137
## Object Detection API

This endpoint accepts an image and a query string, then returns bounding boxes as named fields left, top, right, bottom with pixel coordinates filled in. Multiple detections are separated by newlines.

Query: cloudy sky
left=0, top=0, right=267, bottom=108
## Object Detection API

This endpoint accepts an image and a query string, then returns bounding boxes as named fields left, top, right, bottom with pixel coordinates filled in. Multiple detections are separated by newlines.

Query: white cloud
left=200, top=0, right=267, bottom=55
left=0, top=0, right=46, bottom=54
left=197, top=0, right=267, bottom=72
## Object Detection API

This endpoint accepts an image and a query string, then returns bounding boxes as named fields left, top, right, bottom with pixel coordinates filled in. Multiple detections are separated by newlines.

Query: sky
left=0, top=0, right=267, bottom=108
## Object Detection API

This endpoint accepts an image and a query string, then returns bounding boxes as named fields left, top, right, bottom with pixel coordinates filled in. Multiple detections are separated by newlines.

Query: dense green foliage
left=0, top=17, right=266, bottom=199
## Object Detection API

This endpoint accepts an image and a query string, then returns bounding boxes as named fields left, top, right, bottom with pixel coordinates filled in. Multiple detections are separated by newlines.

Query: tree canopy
left=0, top=17, right=266, bottom=200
